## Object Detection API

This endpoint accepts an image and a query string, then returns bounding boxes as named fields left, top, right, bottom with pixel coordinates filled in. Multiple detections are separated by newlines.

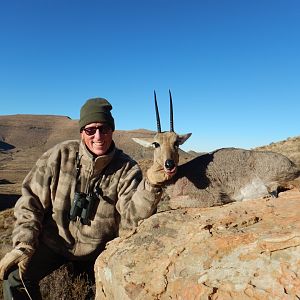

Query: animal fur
left=162, top=147, right=300, bottom=209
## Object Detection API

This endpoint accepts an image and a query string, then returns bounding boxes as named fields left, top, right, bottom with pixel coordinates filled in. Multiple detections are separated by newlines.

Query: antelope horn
left=154, top=90, right=161, bottom=133
left=169, top=89, right=174, bottom=132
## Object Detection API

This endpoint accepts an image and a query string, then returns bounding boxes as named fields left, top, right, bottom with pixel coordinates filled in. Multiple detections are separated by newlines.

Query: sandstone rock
left=95, top=189, right=300, bottom=299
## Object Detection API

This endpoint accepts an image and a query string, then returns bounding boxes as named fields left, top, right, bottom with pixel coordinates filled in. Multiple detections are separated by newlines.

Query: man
left=0, top=98, right=166, bottom=299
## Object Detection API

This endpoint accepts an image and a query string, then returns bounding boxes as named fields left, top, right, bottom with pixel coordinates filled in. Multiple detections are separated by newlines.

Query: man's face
left=81, top=122, right=113, bottom=156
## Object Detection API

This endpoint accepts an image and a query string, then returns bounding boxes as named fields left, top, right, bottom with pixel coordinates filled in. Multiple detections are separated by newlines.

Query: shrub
left=40, top=264, right=93, bottom=300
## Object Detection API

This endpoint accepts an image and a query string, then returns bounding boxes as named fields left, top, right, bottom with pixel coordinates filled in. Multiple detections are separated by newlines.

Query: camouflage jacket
left=12, top=140, right=161, bottom=260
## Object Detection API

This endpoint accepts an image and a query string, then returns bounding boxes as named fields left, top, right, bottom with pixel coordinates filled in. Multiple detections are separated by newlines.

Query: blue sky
left=0, top=0, right=299, bottom=152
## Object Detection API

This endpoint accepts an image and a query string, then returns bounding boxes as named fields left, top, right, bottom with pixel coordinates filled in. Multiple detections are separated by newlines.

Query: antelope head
left=133, top=90, right=192, bottom=178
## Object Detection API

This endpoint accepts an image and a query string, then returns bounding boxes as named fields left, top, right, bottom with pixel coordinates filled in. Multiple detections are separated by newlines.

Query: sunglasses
left=82, top=125, right=111, bottom=136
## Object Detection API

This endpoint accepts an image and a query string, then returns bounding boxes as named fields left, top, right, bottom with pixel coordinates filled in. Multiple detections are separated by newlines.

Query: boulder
left=95, top=189, right=300, bottom=299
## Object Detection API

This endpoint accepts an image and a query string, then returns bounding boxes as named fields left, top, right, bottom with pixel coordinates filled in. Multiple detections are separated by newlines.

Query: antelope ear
left=177, top=133, right=192, bottom=145
left=132, top=137, right=154, bottom=148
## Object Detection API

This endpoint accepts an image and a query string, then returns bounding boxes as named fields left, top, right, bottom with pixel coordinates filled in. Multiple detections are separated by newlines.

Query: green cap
left=79, top=98, right=115, bottom=131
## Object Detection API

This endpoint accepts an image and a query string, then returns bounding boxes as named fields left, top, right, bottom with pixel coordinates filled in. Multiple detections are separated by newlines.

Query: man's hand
left=147, top=162, right=175, bottom=186
left=0, top=243, right=34, bottom=280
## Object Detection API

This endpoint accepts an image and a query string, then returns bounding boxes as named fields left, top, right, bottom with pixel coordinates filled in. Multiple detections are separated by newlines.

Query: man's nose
left=94, top=129, right=104, bottom=137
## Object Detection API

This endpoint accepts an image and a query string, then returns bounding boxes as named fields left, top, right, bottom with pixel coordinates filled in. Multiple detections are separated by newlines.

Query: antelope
left=133, top=91, right=300, bottom=209
left=133, top=90, right=191, bottom=182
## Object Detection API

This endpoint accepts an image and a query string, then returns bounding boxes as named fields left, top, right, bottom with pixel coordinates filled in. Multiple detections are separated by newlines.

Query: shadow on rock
left=0, top=141, right=15, bottom=151
left=0, top=179, right=14, bottom=185
left=0, top=194, right=20, bottom=210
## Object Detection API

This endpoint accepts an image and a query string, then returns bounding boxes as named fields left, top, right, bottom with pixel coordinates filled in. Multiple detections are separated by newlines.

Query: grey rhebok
left=133, top=91, right=300, bottom=209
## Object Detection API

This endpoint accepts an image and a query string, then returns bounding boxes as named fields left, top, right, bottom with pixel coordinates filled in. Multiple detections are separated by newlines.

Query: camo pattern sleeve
left=12, top=140, right=79, bottom=248
left=116, top=160, right=163, bottom=229
left=12, top=151, right=52, bottom=247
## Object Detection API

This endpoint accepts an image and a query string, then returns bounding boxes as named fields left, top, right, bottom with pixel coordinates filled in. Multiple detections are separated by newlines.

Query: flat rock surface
left=95, top=189, right=300, bottom=300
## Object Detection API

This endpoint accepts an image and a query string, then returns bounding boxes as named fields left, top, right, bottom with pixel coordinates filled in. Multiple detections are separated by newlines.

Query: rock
left=95, top=189, right=300, bottom=299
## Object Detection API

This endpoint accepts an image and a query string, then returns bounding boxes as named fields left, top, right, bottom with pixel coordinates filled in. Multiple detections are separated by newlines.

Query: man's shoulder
left=56, top=139, right=80, bottom=150
left=108, top=148, right=141, bottom=175
left=43, top=140, right=80, bottom=158
left=34, top=140, right=80, bottom=169
left=52, top=140, right=80, bottom=150
left=114, top=148, right=137, bottom=165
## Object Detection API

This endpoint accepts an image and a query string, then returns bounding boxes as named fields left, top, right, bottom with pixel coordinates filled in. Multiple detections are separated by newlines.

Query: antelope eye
left=152, top=142, right=160, bottom=148
left=174, top=141, right=179, bottom=148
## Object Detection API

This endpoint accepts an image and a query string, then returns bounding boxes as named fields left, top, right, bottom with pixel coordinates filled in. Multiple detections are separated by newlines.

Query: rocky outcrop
left=95, top=189, right=300, bottom=299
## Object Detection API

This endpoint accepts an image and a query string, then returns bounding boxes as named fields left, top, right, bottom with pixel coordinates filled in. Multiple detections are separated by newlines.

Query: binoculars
left=69, top=192, right=96, bottom=225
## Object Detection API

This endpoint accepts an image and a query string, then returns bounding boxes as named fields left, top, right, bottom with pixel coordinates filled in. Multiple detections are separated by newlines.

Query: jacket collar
left=79, top=140, right=116, bottom=176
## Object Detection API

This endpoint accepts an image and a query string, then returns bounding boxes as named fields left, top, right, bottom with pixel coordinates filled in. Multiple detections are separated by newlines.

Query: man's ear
left=132, top=137, right=154, bottom=148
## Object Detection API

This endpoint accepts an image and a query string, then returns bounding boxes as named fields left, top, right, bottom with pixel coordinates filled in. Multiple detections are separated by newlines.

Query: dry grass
left=40, top=264, right=93, bottom=300
left=0, top=209, right=14, bottom=252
